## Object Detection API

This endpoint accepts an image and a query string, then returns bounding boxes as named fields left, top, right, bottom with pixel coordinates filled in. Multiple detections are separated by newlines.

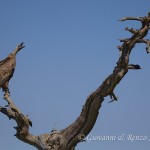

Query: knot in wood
left=46, top=131, right=66, bottom=150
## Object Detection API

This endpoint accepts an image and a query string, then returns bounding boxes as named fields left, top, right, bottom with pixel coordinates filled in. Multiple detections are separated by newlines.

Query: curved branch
left=0, top=95, right=40, bottom=149
left=61, top=12, right=150, bottom=149
left=118, top=17, right=143, bottom=22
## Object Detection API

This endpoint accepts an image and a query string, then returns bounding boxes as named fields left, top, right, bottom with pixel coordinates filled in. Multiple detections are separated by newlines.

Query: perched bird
left=0, top=43, right=25, bottom=96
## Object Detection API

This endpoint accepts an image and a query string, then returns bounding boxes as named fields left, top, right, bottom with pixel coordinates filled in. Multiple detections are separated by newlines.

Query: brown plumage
left=0, top=43, right=25, bottom=96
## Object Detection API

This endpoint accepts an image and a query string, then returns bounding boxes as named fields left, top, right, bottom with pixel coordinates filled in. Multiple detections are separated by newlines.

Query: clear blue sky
left=0, top=0, right=150, bottom=150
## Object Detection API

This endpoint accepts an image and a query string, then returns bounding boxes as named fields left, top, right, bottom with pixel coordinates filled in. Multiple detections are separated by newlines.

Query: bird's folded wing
left=0, top=57, right=10, bottom=66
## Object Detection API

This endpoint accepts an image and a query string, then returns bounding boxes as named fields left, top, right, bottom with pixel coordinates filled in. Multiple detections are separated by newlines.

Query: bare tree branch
left=61, top=12, right=150, bottom=149
left=137, top=39, right=150, bottom=53
left=0, top=95, right=39, bottom=148
left=128, top=64, right=141, bottom=70
left=118, top=38, right=130, bottom=42
left=118, top=17, right=143, bottom=22
left=125, top=27, right=139, bottom=34
left=137, top=39, right=149, bottom=44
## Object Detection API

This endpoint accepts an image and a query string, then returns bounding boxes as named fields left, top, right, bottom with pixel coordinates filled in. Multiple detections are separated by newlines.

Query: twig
left=125, top=27, right=139, bottom=34
left=118, top=17, right=142, bottom=22
left=118, top=38, right=129, bottom=43
left=128, top=64, right=141, bottom=70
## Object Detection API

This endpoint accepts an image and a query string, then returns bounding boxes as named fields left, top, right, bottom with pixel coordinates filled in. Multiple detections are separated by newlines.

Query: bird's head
left=12, top=42, right=25, bottom=56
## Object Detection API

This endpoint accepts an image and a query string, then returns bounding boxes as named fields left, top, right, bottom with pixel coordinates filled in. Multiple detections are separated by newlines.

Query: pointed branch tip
left=118, top=17, right=142, bottom=22
left=118, top=38, right=129, bottom=43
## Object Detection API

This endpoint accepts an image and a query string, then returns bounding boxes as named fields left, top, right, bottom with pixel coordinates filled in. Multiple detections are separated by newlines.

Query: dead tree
left=0, top=12, right=150, bottom=150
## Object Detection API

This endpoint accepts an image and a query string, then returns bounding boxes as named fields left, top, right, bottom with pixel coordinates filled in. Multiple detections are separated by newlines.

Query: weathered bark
left=0, top=12, right=150, bottom=150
